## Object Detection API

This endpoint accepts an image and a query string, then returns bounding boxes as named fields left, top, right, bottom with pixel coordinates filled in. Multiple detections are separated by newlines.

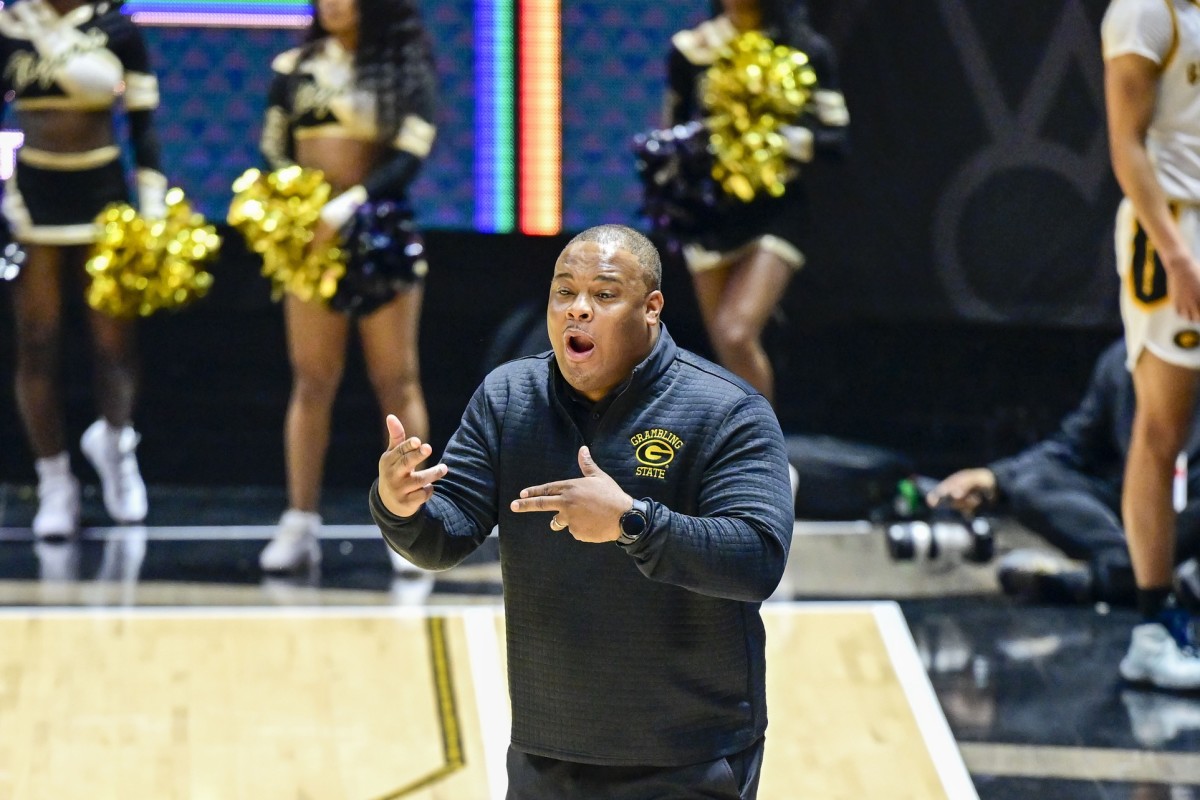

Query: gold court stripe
left=374, top=616, right=467, bottom=799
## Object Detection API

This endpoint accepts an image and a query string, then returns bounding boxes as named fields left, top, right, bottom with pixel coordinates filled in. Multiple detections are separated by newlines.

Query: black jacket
left=370, top=325, right=793, bottom=766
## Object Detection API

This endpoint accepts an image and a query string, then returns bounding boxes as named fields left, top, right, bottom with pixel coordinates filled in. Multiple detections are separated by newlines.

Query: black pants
left=1006, top=462, right=1200, bottom=604
left=505, top=737, right=765, bottom=800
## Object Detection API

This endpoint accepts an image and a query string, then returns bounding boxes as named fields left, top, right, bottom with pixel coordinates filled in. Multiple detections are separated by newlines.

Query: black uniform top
left=370, top=325, right=794, bottom=766
left=990, top=340, right=1200, bottom=495
left=0, top=0, right=160, bottom=175
left=259, top=38, right=436, bottom=200
left=0, top=0, right=157, bottom=112
left=658, top=15, right=848, bottom=257
left=664, top=15, right=848, bottom=156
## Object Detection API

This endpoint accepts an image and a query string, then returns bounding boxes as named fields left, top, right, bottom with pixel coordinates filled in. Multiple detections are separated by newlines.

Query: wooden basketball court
left=0, top=601, right=974, bottom=799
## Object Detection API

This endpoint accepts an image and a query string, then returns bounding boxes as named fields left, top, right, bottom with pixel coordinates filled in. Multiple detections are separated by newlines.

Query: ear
left=644, top=290, right=664, bottom=324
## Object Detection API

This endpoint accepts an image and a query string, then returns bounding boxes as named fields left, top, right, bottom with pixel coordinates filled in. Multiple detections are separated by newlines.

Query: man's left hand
left=511, top=446, right=631, bottom=542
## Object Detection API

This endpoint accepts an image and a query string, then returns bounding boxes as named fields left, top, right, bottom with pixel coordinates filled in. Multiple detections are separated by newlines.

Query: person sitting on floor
left=926, top=339, right=1200, bottom=606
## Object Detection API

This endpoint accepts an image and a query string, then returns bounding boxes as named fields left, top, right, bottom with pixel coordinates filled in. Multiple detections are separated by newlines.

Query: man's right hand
left=377, top=414, right=448, bottom=518
left=925, top=468, right=997, bottom=517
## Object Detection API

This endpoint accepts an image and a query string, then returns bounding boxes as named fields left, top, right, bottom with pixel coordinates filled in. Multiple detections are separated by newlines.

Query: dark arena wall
left=0, top=0, right=1124, bottom=487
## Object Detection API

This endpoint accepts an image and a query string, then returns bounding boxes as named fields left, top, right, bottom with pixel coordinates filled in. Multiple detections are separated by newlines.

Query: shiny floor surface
left=0, top=484, right=1198, bottom=800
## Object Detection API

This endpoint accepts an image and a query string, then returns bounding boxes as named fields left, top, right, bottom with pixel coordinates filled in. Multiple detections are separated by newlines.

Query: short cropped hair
left=564, top=224, right=662, bottom=292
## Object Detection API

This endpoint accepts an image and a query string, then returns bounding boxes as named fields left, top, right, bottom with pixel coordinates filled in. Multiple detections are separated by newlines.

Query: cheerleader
left=1, top=0, right=165, bottom=536
left=663, top=0, right=848, bottom=404
left=254, top=0, right=437, bottom=572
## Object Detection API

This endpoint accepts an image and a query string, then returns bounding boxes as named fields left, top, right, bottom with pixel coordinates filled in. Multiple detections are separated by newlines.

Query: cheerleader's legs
left=282, top=293, right=350, bottom=513
left=85, top=274, right=140, bottom=428
left=358, top=284, right=429, bottom=446
left=690, top=244, right=792, bottom=405
left=11, top=243, right=70, bottom=457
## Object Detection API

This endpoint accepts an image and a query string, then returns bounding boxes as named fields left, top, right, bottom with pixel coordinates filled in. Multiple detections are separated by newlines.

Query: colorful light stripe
left=124, top=0, right=564, bottom=235
left=517, top=0, right=560, bottom=235
left=124, top=0, right=310, bottom=26
left=474, top=0, right=515, bottom=233
left=129, top=10, right=309, bottom=26
left=135, top=0, right=306, bottom=7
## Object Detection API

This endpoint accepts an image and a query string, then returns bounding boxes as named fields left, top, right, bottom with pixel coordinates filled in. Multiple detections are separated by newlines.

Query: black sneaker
left=996, top=548, right=1093, bottom=605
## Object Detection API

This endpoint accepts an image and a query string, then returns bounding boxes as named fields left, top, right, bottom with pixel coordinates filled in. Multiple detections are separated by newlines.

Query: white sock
left=281, top=509, right=322, bottom=526
left=98, top=418, right=128, bottom=438
left=35, top=452, right=72, bottom=481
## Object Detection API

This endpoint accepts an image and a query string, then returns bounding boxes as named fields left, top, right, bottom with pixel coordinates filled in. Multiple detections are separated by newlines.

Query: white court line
left=0, top=524, right=505, bottom=541
left=790, top=520, right=875, bottom=536
left=464, top=607, right=510, bottom=800
left=762, top=600, right=896, bottom=614
left=873, top=601, right=979, bottom=800
left=0, top=525, right=383, bottom=541
left=0, top=604, right=503, bottom=618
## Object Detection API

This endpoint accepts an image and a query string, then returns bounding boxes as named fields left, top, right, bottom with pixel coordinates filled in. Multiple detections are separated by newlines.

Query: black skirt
left=3, top=154, right=129, bottom=245
left=682, top=183, right=809, bottom=261
left=330, top=197, right=427, bottom=317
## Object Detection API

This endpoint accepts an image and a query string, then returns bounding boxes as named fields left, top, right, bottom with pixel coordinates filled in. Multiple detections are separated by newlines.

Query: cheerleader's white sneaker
left=32, top=452, right=80, bottom=539
left=80, top=419, right=147, bottom=524
left=260, top=510, right=322, bottom=572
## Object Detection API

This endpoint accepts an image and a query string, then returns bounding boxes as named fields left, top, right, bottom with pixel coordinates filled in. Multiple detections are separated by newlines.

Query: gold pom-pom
left=702, top=30, right=818, bottom=202
left=85, top=188, right=220, bottom=319
left=227, top=166, right=345, bottom=303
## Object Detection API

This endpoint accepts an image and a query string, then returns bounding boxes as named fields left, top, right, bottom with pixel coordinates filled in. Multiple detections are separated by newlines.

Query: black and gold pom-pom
left=85, top=188, right=219, bottom=319
left=227, top=166, right=345, bottom=303
left=702, top=31, right=817, bottom=202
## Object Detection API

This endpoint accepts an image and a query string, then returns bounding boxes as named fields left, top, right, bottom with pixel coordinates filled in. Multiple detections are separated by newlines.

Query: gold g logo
left=1175, top=330, right=1200, bottom=350
left=635, top=438, right=676, bottom=467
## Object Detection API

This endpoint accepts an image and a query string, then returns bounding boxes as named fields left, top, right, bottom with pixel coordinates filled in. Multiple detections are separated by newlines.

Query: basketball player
left=1102, top=0, right=1200, bottom=690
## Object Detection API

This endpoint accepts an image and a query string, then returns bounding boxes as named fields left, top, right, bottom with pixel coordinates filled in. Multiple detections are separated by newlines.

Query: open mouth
left=566, top=332, right=595, bottom=358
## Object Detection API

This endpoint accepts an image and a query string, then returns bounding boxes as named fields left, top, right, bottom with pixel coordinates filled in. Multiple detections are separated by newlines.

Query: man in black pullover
left=369, top=223, right=793, bottom=799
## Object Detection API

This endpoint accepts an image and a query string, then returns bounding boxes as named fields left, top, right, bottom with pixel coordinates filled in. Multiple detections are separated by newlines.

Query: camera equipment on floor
left=886, top=509, right=995, bottom=565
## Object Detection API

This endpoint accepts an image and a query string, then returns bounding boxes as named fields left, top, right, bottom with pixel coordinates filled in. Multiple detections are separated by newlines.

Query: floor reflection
left=33, top=525, right=148, bottom=606
left=1121, top=690, right=1200, bottom=749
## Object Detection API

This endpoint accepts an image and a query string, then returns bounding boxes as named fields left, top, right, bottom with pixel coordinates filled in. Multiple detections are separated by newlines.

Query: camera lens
left=965, top=517, right=995, bottom=564
left=884, top=516, right=994, bottom=566
left=886, top=523, right=915, bottom=561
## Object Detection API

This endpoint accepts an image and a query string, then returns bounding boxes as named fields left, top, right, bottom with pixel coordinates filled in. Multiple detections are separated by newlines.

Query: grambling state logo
left=1175, top=330, right=1200, bottom=350
left=630, top=428, right=684, bottom=479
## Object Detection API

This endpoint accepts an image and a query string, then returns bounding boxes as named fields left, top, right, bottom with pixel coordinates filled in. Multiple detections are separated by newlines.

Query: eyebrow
left=553, top=271, right=624, bottom=284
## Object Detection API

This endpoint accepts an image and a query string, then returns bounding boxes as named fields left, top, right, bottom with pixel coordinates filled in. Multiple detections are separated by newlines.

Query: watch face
left=620, top=508, right=648, bottom=538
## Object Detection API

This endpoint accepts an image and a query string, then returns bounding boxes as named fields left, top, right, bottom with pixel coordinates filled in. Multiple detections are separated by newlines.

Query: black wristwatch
left=617, top=498, right=650, bottom=546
